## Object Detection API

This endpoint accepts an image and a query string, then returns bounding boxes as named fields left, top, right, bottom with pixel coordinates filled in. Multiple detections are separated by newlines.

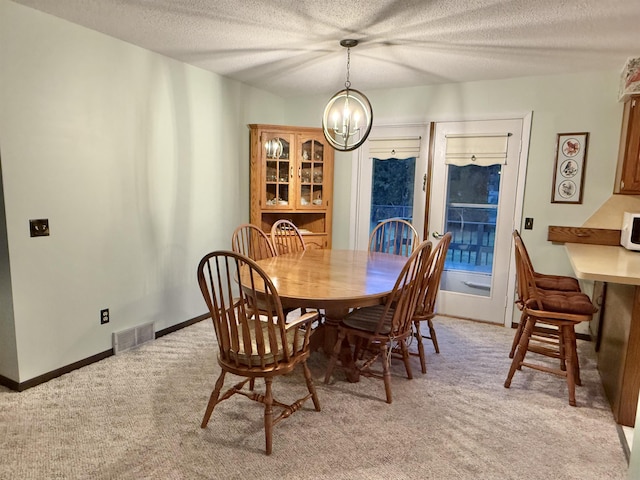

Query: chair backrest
left=512, top=232, right=543, bottom=310
left=197, top=251, right=309, bottom=368
left=368, top=218, right=420, bottom=257
left=512, top=230, right=529, bottom=308
left=232, top=223, right=277, bottom=261
left=374, top=240, right=432, bottom=337
left=270, top=219, right=306, bottom=255
left=513, top=229, right=535, bottom=276
left=414, top=232, right=452, bottom=319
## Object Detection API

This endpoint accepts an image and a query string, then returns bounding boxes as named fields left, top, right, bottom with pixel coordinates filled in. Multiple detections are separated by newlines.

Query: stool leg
left=559, top=328, right=567, bottom=371
left=562, top=325, right=577, bottom=407
left=569, top=326, right=582, bottom=386
left=509, top=310, right=527, bottom=359
left=505, top=315, right=534, bottom=388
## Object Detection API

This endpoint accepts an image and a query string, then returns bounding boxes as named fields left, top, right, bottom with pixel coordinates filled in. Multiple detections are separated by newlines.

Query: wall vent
left=112, top=322, right=155, bottom=354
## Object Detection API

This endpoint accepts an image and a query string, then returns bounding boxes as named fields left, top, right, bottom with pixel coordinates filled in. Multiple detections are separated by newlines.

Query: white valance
left=369, top=136, right=421, bottom=160
left=445, top=133, right=510, bottom=167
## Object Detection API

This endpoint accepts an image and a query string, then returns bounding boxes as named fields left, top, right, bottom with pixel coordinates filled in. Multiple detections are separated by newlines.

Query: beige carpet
left=0, top=316, right=629, bottom=479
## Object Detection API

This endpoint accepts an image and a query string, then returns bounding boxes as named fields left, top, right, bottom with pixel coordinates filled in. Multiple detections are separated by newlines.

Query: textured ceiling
left=11, top=0, right=640, bottom=98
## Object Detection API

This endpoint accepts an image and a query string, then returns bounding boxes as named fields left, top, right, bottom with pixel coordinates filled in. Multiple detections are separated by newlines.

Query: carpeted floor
left=0, top=316, right=629, bottom=479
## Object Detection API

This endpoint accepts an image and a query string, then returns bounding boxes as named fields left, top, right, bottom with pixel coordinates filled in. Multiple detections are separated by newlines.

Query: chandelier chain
left=345, top=47, right=351, bottom=89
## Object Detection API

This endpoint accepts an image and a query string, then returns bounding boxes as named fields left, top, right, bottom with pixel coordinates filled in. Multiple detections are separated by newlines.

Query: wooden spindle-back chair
left=231, top=223, right=276, bottom=261
left=324, top=240, right=433, bottom=403
left=270, top=219, right=306, bottom=255
left=410, top=232, right=452, bottom=373
left=197, top=251, right=321, bottom=454
left=368, top=218, right=420, bottom=257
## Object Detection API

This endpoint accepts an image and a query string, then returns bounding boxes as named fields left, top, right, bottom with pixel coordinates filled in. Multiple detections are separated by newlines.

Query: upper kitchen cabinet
left=615, top=95, right=640, bottom=194
left=249, top=124, right=334, bottom=249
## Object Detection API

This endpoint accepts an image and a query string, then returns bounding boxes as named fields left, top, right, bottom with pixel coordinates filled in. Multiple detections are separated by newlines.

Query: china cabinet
left=249, top=124, right=334, bottom=249
left=614, top=95, right=640, bottom=194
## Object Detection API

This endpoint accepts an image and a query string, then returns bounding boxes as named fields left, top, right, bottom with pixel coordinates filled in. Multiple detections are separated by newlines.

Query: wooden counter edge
left=547, top=226, right=621, bottom=246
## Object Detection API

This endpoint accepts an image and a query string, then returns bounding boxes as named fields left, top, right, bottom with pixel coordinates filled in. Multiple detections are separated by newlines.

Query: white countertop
left=565, top=243, right=640, bottom=286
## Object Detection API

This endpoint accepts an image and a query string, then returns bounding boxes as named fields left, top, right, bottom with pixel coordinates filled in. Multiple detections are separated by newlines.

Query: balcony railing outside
left=444, top=204, right=496, bottom=274
left=369, top=203, right=496, bottom=273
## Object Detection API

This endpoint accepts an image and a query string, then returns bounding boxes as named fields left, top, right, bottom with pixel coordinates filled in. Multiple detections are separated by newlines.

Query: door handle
left=432, top=231, right=444, bottom=239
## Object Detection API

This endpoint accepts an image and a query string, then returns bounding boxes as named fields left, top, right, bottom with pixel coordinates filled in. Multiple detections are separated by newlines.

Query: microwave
left=621, top=212, right=640, bottom=251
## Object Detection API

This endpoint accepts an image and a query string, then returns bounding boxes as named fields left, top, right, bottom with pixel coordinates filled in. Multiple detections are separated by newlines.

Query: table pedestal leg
left=310, top=307, right=359, bottom=382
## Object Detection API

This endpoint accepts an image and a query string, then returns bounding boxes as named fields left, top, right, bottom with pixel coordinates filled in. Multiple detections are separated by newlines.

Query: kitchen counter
left=565, top=243, right=640, bottom=427
left=565, top=243, right=640, bottom=285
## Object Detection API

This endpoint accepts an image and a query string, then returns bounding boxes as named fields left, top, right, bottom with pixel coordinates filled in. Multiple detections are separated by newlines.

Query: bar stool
left=505, top=234, right=597, bottom=406
left=509, top=230, right=582, bottom=359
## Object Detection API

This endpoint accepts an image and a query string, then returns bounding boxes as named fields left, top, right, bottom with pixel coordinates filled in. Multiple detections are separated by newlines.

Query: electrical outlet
left=100, top=308, right=109, bottom=324
left=524, top=218, right=534, bottom=230
left=29, top=219, right=50, bottom=237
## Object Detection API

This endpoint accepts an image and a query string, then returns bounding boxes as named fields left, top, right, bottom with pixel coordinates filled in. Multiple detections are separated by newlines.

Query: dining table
left=245, top=249, right=408, bottom=379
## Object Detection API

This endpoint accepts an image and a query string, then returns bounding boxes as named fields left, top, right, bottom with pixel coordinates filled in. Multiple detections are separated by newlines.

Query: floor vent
left=113, top=322, right=155, bottom=354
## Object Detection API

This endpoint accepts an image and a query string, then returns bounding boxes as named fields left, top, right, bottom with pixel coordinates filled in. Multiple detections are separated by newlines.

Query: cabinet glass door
left=264, top=134, right=292, bottom=209
left=299, top=137, right=325, bottom=208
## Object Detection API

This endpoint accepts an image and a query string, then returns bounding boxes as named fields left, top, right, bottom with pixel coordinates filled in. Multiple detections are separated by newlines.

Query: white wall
left=0, top=0, right=285, bottom=382
left=284, top=71, right=623, bottom=288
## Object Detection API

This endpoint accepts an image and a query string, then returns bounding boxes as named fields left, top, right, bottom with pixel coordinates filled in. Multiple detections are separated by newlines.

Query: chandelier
left=322, top=39, right=373, bottom=152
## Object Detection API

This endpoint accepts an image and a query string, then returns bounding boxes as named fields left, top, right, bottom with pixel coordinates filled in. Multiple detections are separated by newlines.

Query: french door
left=351, top=124, right=430, bottom=250
left=428, top=117, right=530, bottom=325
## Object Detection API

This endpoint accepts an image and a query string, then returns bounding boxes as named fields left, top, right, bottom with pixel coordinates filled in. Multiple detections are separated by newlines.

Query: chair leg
left=302, top=361, right=321, bottom=411
left=324, top=329, right=346, bottom=384
left=264, top=377, right=274, bottom=455
left=509, top=310, right=527, bottom=358
left=427, top=318, right=440, bottom=354
left=561, top=325, right=577, bottom=407
left=505, top=316, right=535, bottom=388
left=414, top=320, right=427, bottom=374
left=380, top=343, right=392, bottom=404
left=201, top=371, right=226, bottom=428
left=398, top=339, right=413, bottom=380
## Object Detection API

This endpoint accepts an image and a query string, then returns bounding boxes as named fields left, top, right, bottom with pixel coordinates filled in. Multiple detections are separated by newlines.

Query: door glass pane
left=370, top=157, right=415, bottom=234
left=442, top=163, right=500, bottom=297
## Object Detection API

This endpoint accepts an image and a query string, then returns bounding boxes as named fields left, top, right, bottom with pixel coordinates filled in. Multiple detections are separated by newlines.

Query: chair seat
left=343, top=305, right=392, bottom=335
left=229, top=320, right=306, bottom=367
left=526, top=290, right=597, bottom=316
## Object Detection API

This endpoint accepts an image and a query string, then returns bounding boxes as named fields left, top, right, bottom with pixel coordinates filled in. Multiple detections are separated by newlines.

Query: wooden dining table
left=247, top=249, right=408, bottom=378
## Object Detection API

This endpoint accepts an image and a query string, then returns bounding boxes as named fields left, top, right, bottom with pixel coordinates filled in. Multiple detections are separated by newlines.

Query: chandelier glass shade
left=322, top=40, right=373, bottom=152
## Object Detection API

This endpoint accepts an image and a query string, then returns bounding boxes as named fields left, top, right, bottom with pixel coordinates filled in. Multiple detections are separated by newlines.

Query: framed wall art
left=551, top=132, right=589, bottom=204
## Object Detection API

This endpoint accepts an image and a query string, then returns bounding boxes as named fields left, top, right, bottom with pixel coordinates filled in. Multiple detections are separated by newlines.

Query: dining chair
left=197, top=250, right=321, bottom=455
left=509, top=230, right=582, bottom=358
left=270, top=219, right=306, bottom=255
left=409, top=232, right=452, bottom=373
left=368, top=218, right=420, bottom=257
left=504, top=234, right=596, bottom=406
left=323, top=240, right=432, bottom=403
left=231, top=223, right=277, bottom=261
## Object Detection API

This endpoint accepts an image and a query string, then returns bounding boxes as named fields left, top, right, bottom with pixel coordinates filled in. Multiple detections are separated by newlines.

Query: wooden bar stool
left=505, top=235, right=596, bottom=406
left=509, top=230, right=582, bottom=359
